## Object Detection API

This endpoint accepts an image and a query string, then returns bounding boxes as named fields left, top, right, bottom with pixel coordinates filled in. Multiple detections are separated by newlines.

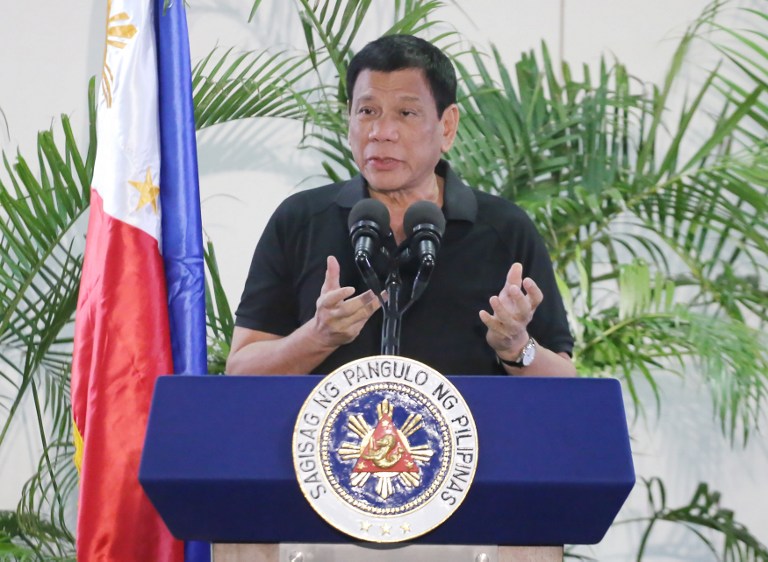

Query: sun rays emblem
left=338, top=399, right=434, bottom=499
left=101, top=0, right=138, bottom=107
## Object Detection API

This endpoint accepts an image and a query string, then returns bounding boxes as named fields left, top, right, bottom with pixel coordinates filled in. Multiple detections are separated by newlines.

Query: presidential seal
left=292, top=356, right=479, bottom=543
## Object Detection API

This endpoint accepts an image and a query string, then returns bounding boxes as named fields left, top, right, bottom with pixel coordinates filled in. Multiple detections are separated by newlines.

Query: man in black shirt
left=227, top=34, right=576, bottom=377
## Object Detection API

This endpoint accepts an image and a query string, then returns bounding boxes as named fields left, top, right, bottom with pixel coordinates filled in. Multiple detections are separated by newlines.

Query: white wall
left=1, top=1, right=766, bottom=559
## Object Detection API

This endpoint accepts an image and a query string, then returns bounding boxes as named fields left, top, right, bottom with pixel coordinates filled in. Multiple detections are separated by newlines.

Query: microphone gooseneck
left=348, top=199, right=391, bottom=296
left=403, top=201, right=445, bottom=303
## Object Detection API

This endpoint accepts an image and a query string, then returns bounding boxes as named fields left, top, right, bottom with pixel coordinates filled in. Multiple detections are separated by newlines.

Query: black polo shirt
left=235, top=161, right=573, bottom=375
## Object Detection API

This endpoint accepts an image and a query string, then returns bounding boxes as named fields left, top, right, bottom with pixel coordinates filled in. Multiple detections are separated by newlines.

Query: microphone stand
left=352, top=232, right=438, bottom=356
left=380, top=254, right=435, bottom=356
left=381, top=268, right=403, bottom=355
left=352, top=240, right=406, bottom=355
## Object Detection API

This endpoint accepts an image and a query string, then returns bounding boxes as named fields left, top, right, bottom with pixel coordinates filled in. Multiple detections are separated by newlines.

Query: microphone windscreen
left=348, top=199, right=391, bottom=232
left=403, top=200, right=446, bottom=236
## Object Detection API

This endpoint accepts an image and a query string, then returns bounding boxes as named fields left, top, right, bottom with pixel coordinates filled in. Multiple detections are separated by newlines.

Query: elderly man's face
left=348, top=68, right=457, bottom=197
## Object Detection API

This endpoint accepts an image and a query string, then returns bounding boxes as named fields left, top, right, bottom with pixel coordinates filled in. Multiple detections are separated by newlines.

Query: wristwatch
left=498, top=337, right=536, bottom=368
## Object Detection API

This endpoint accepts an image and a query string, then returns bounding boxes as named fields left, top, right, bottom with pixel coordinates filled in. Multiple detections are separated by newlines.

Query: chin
left=363, top=172, right=406, bottom=193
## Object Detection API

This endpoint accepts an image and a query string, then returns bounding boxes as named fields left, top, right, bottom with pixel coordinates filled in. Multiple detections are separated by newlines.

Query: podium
left=140, top=375, right=634, bottom=561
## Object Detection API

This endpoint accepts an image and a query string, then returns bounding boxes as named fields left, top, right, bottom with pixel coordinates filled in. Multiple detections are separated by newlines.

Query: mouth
left=365, top=156, right=401, bottom=170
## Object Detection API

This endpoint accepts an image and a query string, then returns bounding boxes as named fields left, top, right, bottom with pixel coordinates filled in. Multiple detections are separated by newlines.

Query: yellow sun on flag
left=129, top=167, right=161, bottom=213
left=101, top=0, right=138, bottom=107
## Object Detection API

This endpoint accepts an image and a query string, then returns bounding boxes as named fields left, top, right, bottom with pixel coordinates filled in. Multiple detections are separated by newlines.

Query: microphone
left=403, top=201, right=445, bottom=303
left=348, top=199, right=391, bottom=295
left=403, top=200, right=445, bottom=266
left=348, top=199, right=391, bottom=261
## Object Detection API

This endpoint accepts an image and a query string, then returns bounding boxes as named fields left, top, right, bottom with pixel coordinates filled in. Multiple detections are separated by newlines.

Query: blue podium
left=139, top=375, right=634, bottom=559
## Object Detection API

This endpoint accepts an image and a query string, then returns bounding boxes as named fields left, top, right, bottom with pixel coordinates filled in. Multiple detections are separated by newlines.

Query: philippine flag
left=71, top=0, right=207, bottom=560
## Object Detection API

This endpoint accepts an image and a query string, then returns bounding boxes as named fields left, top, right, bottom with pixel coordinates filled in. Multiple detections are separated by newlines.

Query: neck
left=368, top=175, right=444, bottom=244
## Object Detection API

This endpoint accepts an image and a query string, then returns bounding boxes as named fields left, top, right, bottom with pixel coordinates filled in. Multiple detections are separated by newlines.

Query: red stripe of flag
left=72, top=191, right=182, bottom=561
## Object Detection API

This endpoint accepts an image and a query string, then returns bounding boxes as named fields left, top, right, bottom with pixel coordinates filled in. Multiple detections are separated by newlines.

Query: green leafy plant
left=204, top=240, right=233, bottom=374
left=1, top=511, right=39, bottom=561
left=0, top=510, right=73, bottom=562
left=0, top=77, right=97, bottom=557
left=635, top=478, right=768, bottom=561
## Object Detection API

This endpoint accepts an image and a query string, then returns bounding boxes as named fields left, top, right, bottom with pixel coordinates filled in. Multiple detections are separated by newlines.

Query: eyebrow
left=355, top=94, right=426, bottom=104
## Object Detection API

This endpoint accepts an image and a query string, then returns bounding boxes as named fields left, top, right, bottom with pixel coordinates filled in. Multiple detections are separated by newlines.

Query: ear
left=439, top=104, right=460, bottom=153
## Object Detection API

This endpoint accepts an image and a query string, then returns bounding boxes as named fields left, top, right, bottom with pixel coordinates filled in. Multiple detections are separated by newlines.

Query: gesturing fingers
left=507, top=262, right=523, bottom=289
left=314, top=254, right=381, bottom=347
left=316, top=289, right=379, bottom=346
left=317, top=285, right=357, bottom=310
left=321, top=255, right=342, bottom=294
left=328, top=290, right=380, bottom=325
left=498, top=263, right=543, bottom=318
left=521, top=276, right=543, bottom=310
left=479, top=264, right=545, bottom=357
left=479, top=297, right=519, bottom=335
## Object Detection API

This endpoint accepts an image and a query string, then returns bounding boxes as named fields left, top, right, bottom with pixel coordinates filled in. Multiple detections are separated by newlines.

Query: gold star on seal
left=129, top=167, right=160, bottom=213
left=360, top=521, right=372, bottom=532
left=380, top=524, right=391, bottom=536
left=400, top=522, right=411, bottom=534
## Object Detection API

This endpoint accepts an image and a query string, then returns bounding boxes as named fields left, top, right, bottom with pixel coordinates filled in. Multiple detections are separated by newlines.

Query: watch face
left=521, top=340, right=536, bottom=366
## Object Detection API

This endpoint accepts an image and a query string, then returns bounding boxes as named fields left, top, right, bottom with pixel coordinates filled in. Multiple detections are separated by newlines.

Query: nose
left=368, top=115, right=399, bottom=142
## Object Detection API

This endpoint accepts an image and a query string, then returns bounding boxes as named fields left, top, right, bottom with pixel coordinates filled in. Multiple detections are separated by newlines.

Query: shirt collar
left=335, top=159, right=478, bottom=223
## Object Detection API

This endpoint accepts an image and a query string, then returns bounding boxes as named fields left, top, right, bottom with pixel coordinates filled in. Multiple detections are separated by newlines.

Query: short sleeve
left=234, top=203, right=300, bottom=336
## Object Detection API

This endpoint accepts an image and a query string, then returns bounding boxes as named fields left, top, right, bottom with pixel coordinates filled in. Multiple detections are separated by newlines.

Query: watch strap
left=498, top=337, right=536, bottom=368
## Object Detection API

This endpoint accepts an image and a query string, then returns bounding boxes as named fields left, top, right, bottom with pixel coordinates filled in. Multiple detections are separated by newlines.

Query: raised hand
left=479, top=262, right=543, bottom=360
left=312, top=255, right=381, bottom=348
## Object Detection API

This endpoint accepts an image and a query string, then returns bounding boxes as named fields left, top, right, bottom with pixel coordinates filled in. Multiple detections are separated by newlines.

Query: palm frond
left=451, top=43, right=644, bottom=259
left=294, top=0, right=374, bottom=80
left=0, top=78, right=96, bottom=553
left=634, top=477, right=768, bottom=562
left=576, top=260, right=767, bottom=442
left=17, top=439, right=77, bottom=559
left=0, top=510, right=71, bottom=561
left=192, top=48, right=309, bottom=129
left=204, top=240, right=232, bottom=374
left=0, top=79, right=96, bottom=446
